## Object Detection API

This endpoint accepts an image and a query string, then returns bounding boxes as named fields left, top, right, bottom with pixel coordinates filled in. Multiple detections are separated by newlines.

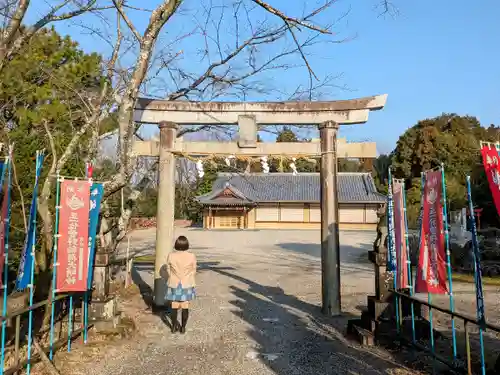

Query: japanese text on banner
left=415, top=171, right=448, bottom=294
left=481, top=145, right=500, bottom=217
left=56, top=180, right=90, bottom=293
left=87, top=183, right=103, bottom=289
left=393, top=180, right=409, bottom=289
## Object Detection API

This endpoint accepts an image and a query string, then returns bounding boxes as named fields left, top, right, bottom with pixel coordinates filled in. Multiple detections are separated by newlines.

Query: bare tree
left=86, top=0, right=351, bottom=249
left=0, top=1, right=123, bottom=271
left=1, top=0, right=393, bottom=256
left=0, top=1, right=114, bottom=73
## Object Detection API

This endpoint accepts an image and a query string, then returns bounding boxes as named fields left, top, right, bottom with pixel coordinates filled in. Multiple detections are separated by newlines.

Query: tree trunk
left=37, top=185, right=53, bottom=273
left=0, top=0, right=31, bottom=71
left=103, top=0, right=183, bottom=247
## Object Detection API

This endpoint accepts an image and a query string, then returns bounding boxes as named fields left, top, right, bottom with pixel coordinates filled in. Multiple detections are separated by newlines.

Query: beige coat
left=166, top=250, right=197, bottom=288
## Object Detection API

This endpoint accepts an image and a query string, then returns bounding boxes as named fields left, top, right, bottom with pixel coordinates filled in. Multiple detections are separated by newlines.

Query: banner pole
left=83, top=163, right=91, bottom=344
left=0, top=152, right=12, bottom=374
left=0, top=155, right=7, bottom=375
left=401, top=180, right=416, bottom=344
left=66, top=178, right=78, bottom=352
left=440, top=164, right=457, bottom=360
left=83, top=286, right=88, bottom=343
left=49, top=175, right=62, bottom=360
left=26, top=152, right=43, bottom=375
left=466, top=175, right=486, bottom=375
left=420, top=172, right=435, bottom=372
left=85, top=181, right=103, bottom=343
left=387, top=168, right=400, bottom=334
left=428, top=291, right=436, bottom=375
left=67, top=293, right=73, bottom=351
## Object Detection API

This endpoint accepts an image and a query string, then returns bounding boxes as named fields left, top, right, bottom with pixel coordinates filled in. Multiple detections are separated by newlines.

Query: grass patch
left=133, top=255, right=155, bottom=264
left=452, top=273, right=500, bottom=286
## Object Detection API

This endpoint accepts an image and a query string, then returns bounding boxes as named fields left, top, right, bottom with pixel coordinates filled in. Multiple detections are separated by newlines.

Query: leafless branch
left=112, top=0, right=141, bottom=42
left=139, top=0, right=349, bottom=103
left=377, top=0, right=399, bottom=17
left=250, top=0, right=333, bottom=34
left=2, top=0, right=382, bottom=253
left=0, top=1, right=113, bottom=73
left=42, top=119, right=57, bottom=180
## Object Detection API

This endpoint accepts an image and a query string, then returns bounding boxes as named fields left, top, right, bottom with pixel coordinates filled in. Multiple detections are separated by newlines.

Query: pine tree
left=0, top=27, right=105, bottom=264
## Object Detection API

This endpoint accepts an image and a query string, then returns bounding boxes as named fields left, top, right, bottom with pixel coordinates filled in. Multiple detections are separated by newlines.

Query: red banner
left=481, top=145, right=500, bottom=216
left=56, top=180, right=90, bottom=292
left=415, top=171, right=448, bottom=294
left=86, top=162, right=93, bottom=178
left=0, top=177, right=9, bottom=287
left=393, top=180, right=409, bottom=289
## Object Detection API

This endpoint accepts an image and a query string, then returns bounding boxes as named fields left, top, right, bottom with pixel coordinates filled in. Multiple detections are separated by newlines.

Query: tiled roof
left=198, top=172, right=386, bottom=204
left=197, top=183, right=255, bottom=206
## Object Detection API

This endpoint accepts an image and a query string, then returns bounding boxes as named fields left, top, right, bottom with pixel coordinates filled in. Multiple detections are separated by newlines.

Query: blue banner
left=466, top=176, right=486, bottom=327
left=0, top=162, right=5, bottom=191
left=387, top=171, right=397, bottom=272
left=87, top=183, right=103, bottom=289
left=16, top=154, right=44, bottom=290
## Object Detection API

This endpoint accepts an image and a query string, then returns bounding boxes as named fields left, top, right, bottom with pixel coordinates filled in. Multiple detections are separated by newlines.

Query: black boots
left=170, top=308, right=179, bottom=333
left=171, top=308, right=189, bottom=334
left=180, top=309, right=189, bottom=334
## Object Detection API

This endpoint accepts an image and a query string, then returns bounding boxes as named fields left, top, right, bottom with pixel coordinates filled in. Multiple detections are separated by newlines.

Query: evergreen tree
left=392, top=114, right=500, bottom=227
left=0, top=27, right=105, bottom=265
left=271, top=127, right=317, bottom=172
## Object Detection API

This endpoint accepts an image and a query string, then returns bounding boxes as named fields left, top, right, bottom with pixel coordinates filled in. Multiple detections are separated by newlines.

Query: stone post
left=319, top=121, right=341, bottom=316
left=89, top=241, right=119, bottom=329
left=366, top=204, right=394, bottom=319
left=153, top=121, right=178, bottom=308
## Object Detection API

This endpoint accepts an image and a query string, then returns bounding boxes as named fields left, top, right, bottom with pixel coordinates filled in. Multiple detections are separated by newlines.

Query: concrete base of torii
left=131, top=95, right=388, bottom=317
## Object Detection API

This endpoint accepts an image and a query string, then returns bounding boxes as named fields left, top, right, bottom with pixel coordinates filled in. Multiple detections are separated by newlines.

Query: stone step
left=367, top=295, right=392, bottom=321
left=92, top=312, right=122, bottom=331
left=360, top=309, right=377, bottom=332
left=347, top=319, right=375, bottom=346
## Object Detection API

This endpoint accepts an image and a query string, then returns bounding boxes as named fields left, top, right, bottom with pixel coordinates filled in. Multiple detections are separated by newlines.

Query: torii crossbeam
left=132, top=94, right=388, bottom=317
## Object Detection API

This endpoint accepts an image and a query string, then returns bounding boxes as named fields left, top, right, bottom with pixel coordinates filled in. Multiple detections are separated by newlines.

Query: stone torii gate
left=132, top=95, right=387, bottom=316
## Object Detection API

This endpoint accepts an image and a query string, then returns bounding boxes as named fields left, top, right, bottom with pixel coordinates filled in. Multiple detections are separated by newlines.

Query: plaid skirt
left=166, top=283, right=196, bottom=302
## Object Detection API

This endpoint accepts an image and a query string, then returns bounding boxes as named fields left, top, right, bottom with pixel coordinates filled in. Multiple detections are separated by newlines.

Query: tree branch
left=11, top=152, right=27, bottom=233
left=115, top=0, right=183, bottom=190
left=112, top=0, right=142, bottom=43
left=0, top=0, right=113, bottom=73
left=0, top=0, right=29, bottom=50
left=250, top=0, right=333, bottom=34
left=166, top=26, right=286, bottom=100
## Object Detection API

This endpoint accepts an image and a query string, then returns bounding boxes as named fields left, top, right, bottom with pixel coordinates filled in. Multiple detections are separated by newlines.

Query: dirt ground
left=48, top=228, right=498, bottom=375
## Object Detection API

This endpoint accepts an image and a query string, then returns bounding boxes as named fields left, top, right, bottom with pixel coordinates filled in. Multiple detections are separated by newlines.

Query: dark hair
left=174, top=235, right=189, bottom=251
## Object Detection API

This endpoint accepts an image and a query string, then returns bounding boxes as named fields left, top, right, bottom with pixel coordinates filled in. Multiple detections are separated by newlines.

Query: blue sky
left=27, top=1, right=500, bottom=154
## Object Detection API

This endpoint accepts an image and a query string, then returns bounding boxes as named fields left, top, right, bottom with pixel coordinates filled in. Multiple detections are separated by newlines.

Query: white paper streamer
left=225, top=154, right=235, bottom=167
left=196, top=159, right=204, bottom=178
left=260, top=156, right=269, bottom=173
left=290, top=157, right=298, bottom=176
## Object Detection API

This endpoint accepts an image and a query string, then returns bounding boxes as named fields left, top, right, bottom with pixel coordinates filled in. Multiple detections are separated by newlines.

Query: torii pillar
left=154, top=121, right=178, bottom=304
left=133, top=95, right=388, bottom=315
left=319, top=121, right=341, bottom=316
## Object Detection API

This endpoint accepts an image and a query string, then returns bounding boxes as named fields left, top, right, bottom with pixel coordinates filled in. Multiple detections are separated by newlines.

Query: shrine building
left=197, top=172, right=386, bottom=230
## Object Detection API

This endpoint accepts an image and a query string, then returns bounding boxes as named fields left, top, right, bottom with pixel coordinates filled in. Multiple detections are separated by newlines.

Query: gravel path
left=58, top=228, right=497, bottom=375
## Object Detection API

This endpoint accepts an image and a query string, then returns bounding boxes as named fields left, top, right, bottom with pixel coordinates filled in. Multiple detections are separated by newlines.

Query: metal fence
left=0, top=293, right=87, bottom=374
left=390, top=290, right=500, bottom=374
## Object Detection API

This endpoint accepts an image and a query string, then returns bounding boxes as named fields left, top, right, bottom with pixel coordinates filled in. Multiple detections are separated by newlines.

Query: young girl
left=165, top=235, right=197, bottom=334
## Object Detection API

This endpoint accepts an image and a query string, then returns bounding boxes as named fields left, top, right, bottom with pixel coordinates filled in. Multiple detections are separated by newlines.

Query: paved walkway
left=64, top=229, right=424, bottom=375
